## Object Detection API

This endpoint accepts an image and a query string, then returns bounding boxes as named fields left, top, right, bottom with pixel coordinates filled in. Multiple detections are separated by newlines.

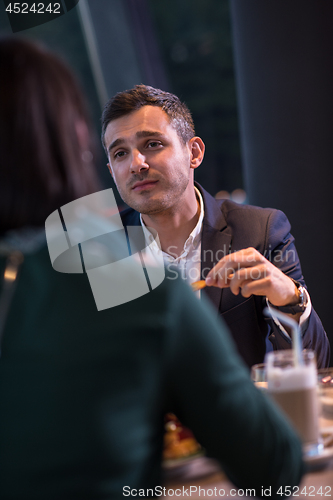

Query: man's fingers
left=206, top=248, right=266, bottom=285
left=240, top=278, right=272, bottom=298
left=207, top=262, right=269, bottom=289
left=206, top=267, right=235, bottom=287
left=229, top=265, right=268, bottom=295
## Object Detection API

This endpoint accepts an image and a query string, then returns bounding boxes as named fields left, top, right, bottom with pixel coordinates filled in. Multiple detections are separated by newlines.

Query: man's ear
left=189, top=137, right=205, bottom=170
left=107, top=163, right=113, bottom=179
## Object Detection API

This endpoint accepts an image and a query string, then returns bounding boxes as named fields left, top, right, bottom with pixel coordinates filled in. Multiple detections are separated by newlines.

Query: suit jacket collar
left=195, top=182, right=232, bottom=310
left=195, top=182, right=227, bottom=233
left=120, top=207, right=140, bottom=226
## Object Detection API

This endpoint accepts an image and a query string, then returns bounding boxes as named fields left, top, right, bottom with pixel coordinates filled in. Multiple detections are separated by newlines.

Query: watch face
left=298, top=286, right=307, bottom=307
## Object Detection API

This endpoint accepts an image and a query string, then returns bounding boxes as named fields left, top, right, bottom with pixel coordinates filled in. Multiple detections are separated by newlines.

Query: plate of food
left=162, top=413, right=204, bottom=469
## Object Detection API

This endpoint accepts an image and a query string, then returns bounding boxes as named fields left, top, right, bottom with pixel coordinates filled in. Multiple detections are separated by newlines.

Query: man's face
left=104, top=106, right=196, bottom=215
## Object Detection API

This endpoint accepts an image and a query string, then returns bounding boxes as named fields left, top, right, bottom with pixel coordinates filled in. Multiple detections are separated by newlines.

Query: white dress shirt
left=140, top=187, right=204, bottom=297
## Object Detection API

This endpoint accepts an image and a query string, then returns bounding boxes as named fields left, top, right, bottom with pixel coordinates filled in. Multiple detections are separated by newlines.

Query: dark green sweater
left=0, top=244, right=304, bottom=499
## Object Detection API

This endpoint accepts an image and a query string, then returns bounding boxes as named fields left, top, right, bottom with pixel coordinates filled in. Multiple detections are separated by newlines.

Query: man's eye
left=147, top=141, right=161, bottom=148
left=114, top=150, right=126, bottom=159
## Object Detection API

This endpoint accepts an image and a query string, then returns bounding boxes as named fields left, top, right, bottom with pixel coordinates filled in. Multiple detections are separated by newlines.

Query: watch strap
left=269, top=282, right=308, bottom=315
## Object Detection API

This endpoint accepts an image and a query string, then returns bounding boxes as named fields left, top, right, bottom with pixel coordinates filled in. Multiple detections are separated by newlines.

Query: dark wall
left=230, top=0, right=333, bottom=363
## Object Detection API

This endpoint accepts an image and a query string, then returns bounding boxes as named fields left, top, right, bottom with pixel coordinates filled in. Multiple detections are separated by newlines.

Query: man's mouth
left=131, top=180, right=158, bottom=192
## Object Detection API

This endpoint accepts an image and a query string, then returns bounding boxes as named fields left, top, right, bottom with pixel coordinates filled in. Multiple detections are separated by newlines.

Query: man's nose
left=130, top=150, right=149, bottom=173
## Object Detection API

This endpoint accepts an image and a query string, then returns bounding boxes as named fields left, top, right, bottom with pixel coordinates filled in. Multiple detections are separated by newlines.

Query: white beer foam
left=267, top=364, right=317, bottom=392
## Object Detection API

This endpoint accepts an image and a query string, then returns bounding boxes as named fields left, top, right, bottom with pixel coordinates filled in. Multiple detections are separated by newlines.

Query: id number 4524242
left=277, top=486, right=332, bottom=496
left=5, top=3, right=61, bottom=14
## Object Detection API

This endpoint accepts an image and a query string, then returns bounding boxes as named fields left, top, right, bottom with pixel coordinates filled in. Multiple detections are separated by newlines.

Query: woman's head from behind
left=0, top=37, right=99, bottom=233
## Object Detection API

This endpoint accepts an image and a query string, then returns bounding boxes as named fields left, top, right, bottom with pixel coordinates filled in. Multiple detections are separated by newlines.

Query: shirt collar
left=139, top=186, right=204, bottom=252
left=187, top=186, right=204, bottom=247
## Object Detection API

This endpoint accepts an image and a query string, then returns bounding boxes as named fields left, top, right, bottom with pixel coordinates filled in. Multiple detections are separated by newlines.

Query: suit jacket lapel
left=197, top=183, right=232, bottom=312
left=120, top=208, right=141, bottom=227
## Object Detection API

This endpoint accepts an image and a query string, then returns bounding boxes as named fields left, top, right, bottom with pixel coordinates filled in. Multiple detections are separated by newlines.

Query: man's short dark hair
left=101, top=84, right=195, bottom=150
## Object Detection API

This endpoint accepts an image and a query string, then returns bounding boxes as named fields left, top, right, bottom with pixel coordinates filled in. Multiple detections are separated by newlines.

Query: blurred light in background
left=215, top=189, right=247, bottom=204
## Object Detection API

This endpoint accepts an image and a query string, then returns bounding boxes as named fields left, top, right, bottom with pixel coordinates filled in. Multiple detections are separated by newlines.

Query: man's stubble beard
left=118, top=174, right=190, bottom=216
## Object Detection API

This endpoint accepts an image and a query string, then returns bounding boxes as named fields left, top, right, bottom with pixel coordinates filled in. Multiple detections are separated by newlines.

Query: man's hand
left=205, top=247, right=300, bottom=307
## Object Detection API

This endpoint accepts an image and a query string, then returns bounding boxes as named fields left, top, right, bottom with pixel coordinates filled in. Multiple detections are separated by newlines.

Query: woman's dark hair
left=101, top=84, right=195, bottom=150
left=0, top=37, right=100, bottom=233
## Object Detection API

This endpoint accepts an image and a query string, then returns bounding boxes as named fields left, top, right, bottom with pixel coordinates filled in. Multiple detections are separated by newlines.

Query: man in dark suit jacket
left=101, top=84, right=329, bottom=369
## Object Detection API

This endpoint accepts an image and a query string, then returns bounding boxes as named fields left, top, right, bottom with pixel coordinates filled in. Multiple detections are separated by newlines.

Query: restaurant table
left=163, top=417, right=333, bottom=500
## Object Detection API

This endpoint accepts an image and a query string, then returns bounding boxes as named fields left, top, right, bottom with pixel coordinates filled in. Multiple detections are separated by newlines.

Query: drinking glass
left=266, top=349, right=322, bottom=456
left=250, top=363, right=267, bottom=390
left=317, top=368, right=333, bottom=420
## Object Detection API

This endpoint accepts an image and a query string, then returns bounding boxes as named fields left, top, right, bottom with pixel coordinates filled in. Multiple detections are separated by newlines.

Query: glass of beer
left=266, top=349, right=322, bottom=456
